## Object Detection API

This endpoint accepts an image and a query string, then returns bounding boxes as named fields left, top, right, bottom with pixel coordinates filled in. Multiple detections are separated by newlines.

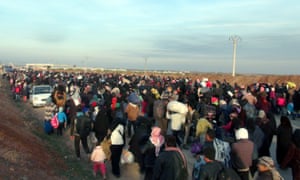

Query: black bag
left=217, top=164, right=241, bottom=180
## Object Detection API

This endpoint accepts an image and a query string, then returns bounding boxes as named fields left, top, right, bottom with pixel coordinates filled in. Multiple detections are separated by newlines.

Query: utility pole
left=144, top=57, right=148, bottom=76
left=84, top=56, right=89, bottom=72
left=229, top=35, right=241, bottom=77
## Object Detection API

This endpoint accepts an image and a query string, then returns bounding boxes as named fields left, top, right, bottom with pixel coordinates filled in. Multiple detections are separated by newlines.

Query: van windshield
left=35, top=87, right=51, bottom=94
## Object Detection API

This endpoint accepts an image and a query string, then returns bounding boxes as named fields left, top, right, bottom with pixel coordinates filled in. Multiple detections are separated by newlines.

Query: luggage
left=120, top=149, right=134, bottom=164
left=50, top=113, right=59, bottom=129
left=44, top=120, right=53, bottom=134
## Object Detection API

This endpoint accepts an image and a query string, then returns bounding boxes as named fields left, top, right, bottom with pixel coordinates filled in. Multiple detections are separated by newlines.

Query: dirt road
left=30, top=104, right=296, bottom=180
left=1, top=75, right=296, bottom=179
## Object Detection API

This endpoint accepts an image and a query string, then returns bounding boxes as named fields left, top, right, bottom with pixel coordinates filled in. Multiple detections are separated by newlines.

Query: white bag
left=121, top=149, right=134, bottom=164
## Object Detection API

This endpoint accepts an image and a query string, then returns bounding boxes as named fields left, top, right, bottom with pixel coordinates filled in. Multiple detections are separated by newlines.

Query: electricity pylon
left=229, top=35, right=241, bottom=77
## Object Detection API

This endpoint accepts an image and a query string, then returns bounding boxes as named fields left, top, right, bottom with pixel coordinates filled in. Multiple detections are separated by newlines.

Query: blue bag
left=44, top=120, right=53, bottom=134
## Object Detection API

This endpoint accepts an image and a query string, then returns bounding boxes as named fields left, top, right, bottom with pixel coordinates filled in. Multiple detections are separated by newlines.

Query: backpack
left=217, top=164, right=241, bottom=180
left=50, top=113, right=59, bottom=129
left=190, top=140, right=203, bottom=154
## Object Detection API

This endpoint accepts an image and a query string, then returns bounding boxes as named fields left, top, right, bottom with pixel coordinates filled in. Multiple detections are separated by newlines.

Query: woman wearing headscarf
left=93, top=106, right=110, bottom=143
left=141, top=126, right=165, bottom=180
left=276, top=116, right=293, bottom=165
left=128, top=116, right=152, bottom=173
left=281, top=129, right=300, bottom=180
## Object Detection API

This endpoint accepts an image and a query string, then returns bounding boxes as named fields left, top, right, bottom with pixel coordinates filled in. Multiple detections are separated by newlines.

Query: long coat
left=281, top=143, right=300, bottom=180
left=94, top=109, right=110, bottom=143
left=276, top=125, right=292, bottom=164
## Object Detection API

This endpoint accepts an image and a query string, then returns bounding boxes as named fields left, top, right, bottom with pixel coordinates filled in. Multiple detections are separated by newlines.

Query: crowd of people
left=3, top=69, right=300, bottom=180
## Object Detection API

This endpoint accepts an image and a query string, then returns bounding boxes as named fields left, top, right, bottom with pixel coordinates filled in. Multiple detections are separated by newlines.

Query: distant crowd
left=3, top=69, right=300, bottom=180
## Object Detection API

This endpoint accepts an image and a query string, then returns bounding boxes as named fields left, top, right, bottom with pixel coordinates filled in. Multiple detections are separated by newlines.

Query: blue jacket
left=57, top=112, right=67, bottom=123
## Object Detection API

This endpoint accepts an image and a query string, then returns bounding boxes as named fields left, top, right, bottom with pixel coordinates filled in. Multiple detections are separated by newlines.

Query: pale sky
left=0, top=0, right=299, bottom=74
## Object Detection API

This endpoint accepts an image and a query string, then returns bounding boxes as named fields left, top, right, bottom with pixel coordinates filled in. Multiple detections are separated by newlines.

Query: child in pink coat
left=90, top=142, right=107, bottom=179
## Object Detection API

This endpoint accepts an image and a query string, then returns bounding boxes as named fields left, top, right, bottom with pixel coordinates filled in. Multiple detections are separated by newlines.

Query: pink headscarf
left=150, top=127, right=165, bottom=156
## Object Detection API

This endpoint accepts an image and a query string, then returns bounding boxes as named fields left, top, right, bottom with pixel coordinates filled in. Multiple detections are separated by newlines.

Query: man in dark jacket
left=128, top=116, right=152, bottom=173
left=198, top=146, right=240, bottom=180
left=74, top=110, right=92, bottom=159
left=198, top=146, right=223, bottom=180
left=153, top=135, right=188, bottom=180
left=182, top=100, right=200, bottom=149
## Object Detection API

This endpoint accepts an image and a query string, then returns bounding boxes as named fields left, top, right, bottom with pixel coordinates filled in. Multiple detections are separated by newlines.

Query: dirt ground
left=0, top=72, right=299, bottom=179
left=0, top=79, right=66, bottom=180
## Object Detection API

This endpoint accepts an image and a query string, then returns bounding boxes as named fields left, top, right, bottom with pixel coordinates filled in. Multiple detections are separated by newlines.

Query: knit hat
left=258, top=110, right=266, bottom=119
left=258, top=156, right=274, bottom=168
left=235, top=128, right=248, bottom=140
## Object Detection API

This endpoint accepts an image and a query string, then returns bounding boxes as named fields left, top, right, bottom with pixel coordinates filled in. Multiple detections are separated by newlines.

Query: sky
left=0, top=0, right=299, bottom=74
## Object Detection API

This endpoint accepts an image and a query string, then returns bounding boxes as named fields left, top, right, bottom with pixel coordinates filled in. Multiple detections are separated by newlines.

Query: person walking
left=182, top=101, right=200, bottom=149
left=141, top=126, right=165, bottom=180
left=166, top=100, right=188, bottom=147
left=73, top=107, right=92, bottom=160
left=125, top=101, right=140, bottom=137
left=153, top=135, right=188, bottom=180
left=281, top=129, right=300, bottom=180
left=56, top=107, right=67, bottom=136
left=108, top=117, right=126, bottom=178
left=276, top=116, right=293, bottom=165
left=253, top=156, right=283, bottom=180
left=231, top=128, right=254, bottom=180
left=90, top=141, right=107, bottom=179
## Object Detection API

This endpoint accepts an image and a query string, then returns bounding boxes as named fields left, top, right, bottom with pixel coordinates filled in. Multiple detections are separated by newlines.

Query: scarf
left=150, top=135, right=165, bottom=157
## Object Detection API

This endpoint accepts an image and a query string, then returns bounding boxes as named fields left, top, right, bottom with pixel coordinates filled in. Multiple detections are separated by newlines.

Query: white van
left=30, top=85, right=52, bottom=107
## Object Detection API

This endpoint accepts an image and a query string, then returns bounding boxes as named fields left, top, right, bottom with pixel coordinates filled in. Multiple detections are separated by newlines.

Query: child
left=57, top=107, right=67, bottom=136
left=90, top=141, right=107, bottom=179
